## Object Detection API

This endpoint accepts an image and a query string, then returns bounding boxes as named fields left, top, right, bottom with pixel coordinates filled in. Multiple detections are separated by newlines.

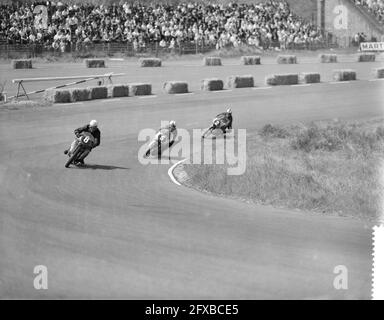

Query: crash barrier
left=277, top=55, right=297, bottom=64
left=201, top=78, right=224, bottom=91
left=333, top=69, right=357, bottom=81
left=163, top=81, right=189, bottom=94
left=241, top=56, right=261, bottom=65
left=374, top=68, right=384, bottom=78
left=204, top=57, right=222, bottom=66
left=44, top=89, right=71, bottom=103
left=88, top=86, right=108, bottom=99
left=319, top=54, right=337, bottom=63
left=358, top=53, right=375, bottom=62
left=139, top=58, right=162, bottom=67
left=266, top=73, right=299, bottom=86
left=299, top=72, right=321, bottom=83
left=128, top=83, right=152, bottom=96
left=10, top=73, right=124, bottom=99
left=107, top=84, right=129, bottom=97
left=70, top=88, right=91, bottom=102
left=84, top=59, right=105, bottom=68
left=227, top=75, right=254, bottom=88
left=12, top=59, right=32, bottom=69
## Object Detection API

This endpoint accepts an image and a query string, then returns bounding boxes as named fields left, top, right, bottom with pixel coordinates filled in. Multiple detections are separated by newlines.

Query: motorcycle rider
left=215, top=108, right=233, bottom=133
left=158, top=120, right=178, bottom=147
left=64, top=119, right=101, bottom=165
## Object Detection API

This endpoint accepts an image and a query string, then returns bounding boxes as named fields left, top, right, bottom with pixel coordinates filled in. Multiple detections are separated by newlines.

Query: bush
left=259, top=124, right=289, bottom=138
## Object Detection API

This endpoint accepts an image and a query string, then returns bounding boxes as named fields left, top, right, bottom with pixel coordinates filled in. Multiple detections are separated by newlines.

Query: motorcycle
left=144, top=130, right=171, bottom=158
left=201, top=114, right=231, bottom=139
left=65, top=132, right=95, bottom=168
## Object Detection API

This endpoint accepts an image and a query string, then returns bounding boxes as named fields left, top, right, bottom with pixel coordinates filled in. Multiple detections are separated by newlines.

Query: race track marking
left=103, top=98, right=121, bottom=102
left=291, top=84, right=311, bottom=87
left=109, top=58, right=124, bottom=61
left=56, top=102, right=83, bottom=106
left=330, top=81, right=350, bottom=84
left=369, top=79, right=384, bottom=82
left=211, top=90, right=232, bottom=93
left=168, top=159, right=187, bottom=186
left=252, top=87, right=272, bottom=90
left=175, top=93, right=195, bottom=96
left=138, top=95, right=157, bottom=99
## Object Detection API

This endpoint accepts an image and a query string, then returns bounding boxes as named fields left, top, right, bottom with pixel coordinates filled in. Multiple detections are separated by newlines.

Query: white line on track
left=108, top=58, right=124, bottom=61
left=253, top=87, right=272, bottom=90
left=291, top=84, right=311, bottom=87
left=138, top=95, right=157, bottom=99
left=103, top=98, right=121, bottom=102
left=56, top=102, right=83, bottom=106
left=211, top=90, right=232, bottom=93
left=168, top=159, right=187, bottom=186
left=330, top=81, right=350, bottom=84
left=175, top=93, right=195, bottom=96
left=369, top=78, right=384, bottom=82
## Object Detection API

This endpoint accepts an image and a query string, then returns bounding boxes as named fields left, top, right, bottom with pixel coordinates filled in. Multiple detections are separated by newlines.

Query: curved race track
left=0, top=58, right=382, bottom=299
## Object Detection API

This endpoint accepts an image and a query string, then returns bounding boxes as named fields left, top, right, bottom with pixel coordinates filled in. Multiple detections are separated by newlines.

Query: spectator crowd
left=355, top=0, right=384, bottom=24
left=0, top=1, right=325, bottom=52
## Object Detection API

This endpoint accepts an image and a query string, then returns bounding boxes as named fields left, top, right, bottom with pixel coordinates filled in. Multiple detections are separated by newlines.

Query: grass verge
left=180, top=118, right=384, bottom=222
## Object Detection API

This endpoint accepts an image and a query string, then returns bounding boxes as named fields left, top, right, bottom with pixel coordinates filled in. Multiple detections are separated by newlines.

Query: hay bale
left=201, top=78, right=224, bottom=91
left=11, top=59, right=33, bottom=69
left=70, top=88, right=91, bottom=101
left=333, top=69, right=356, bottom=81
left=374, top=68, right=384, bottom=79
left=163, top=81, right=189, bottom=94
left=128, top=83, right=152, bottom=96
left=358, top=53, right=375, bottom=62
left=319, top=54, right=338, bottom=63
left=204, top=57, right=222, bottom=66
left=277, top=55, right=297, bottom=64
left=44, top=89, right=71, bottom=103
left=265, top=74, right=299, bottom=86
left=84, top=59, right=105, bottom=68
left=87, top=86, right=108, bottom=99
left=107, top=84, right=129, bottom=97
left=139, top=58, right=162, bottom=67
left=299, top=72, right=321, bottom=84
left=227, top=75, right=254, bottom=88
left=241, top=56, right=261, bottom=65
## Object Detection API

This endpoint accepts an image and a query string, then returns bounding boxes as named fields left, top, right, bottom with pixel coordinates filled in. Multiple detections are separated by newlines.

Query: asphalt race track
left=0, top=57, right=383, bottom=299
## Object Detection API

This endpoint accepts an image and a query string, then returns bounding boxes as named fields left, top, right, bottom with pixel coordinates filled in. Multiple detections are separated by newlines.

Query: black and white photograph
left=0, top=0, right=383, bottom=301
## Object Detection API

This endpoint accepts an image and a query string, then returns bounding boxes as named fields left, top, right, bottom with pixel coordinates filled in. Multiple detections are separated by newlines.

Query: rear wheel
left=65, top=147, right=82, bottom=168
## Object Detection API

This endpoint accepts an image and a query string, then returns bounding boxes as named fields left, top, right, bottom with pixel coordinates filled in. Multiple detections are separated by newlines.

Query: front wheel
left=65, top=147, right=82, bottom=168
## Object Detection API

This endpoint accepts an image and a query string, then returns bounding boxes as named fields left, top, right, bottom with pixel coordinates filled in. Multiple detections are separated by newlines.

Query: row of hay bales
left=10, top=53, right=378, bottom=70
left=45, top=66, right=384, bottom=102
left=45, top=83, right=152, bottom=103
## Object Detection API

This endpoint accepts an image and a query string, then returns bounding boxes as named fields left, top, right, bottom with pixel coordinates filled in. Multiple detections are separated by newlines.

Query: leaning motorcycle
left=201, top=114, right=231, bottom=139
left=65, top=132, right=95, bottom=168
left=144, top=131, right=170, bottom=158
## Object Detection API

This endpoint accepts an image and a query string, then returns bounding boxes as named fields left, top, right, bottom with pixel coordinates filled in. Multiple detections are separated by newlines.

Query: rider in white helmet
left=214, top=107, right=233, bottom=133
left=157, top=120, right=178, bottom=147
left=64, top=119, right=101, bottom=165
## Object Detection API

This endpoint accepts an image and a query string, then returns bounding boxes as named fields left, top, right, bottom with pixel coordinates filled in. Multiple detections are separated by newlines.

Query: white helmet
left=226, top=108, right=232, bottom=114
left=89, top=119, right=98, bottom=127
left=169, top=120, right=176, bottom=127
